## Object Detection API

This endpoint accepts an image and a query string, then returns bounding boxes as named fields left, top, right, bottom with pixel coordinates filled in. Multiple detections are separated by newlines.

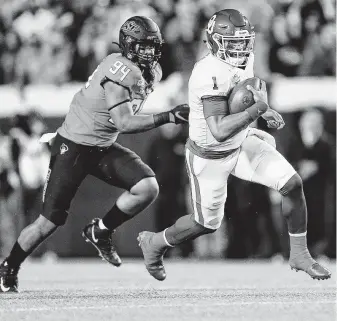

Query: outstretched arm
left=105, top=81, right=189, bottom=134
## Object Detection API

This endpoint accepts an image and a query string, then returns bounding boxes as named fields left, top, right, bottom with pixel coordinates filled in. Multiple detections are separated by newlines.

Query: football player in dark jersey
left=0, top=16, right=189, bottom=293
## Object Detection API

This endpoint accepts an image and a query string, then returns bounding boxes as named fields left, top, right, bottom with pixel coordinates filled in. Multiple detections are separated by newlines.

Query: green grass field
left=0, top=259, right=335, bottom=321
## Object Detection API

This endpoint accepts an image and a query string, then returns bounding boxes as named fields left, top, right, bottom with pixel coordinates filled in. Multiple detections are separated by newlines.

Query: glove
left=153, top=104, right=189, bottom=127
left=168, top=104, right=190, bottom=124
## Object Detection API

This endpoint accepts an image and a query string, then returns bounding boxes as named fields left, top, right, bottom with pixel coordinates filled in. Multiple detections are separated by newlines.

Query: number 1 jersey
left=58, top=53, right=161, bottom=147
left=188, top=53, right=254, bottom=151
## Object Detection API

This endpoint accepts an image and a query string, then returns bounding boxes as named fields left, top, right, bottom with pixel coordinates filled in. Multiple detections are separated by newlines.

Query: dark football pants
left=42, top=134, right=154, bottom=226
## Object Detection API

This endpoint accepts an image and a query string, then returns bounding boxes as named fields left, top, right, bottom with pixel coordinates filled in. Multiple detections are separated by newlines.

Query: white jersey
left=188, top=53, right=254, bottom=152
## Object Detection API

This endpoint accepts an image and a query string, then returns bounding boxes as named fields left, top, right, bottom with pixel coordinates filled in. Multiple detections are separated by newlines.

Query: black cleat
left=137, top=231, right=167, bottom=281
left=82, top=218, right=122, bottom=267
left=0, top=261, right=19, bottom=293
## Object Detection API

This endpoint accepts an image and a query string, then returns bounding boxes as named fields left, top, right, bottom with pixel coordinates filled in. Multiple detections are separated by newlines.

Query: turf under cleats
left=0, top=261, right=19, bottom=293
left=82, top=218, right=122, bottom=267
left=137, top=231, right=167, bottom=281
left=289, top=251, right=331, bottom=280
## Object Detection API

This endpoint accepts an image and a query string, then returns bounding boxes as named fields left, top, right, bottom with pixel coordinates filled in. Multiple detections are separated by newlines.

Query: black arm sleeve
left=201, top=95, right=229, bottom=119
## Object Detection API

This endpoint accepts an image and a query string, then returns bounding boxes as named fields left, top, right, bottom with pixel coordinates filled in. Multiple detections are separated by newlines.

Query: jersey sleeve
left=202, top=95, right=229, bottom=118
left=190, top=59, right=232, bottom=118
left=101, top=55, right=146, bottom=100
left=106, top=82, right=133, bottom=111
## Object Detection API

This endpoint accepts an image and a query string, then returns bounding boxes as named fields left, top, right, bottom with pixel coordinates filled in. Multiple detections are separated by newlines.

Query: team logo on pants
left=60, top=143, right=69, bottom=155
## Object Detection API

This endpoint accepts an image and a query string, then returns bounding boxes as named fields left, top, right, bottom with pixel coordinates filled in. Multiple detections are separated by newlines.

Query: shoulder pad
left=190, top=56, right=232, bottom=98
left=102, top=54, right=143, bottom=90
left=192, top=55, right=231, bottom=82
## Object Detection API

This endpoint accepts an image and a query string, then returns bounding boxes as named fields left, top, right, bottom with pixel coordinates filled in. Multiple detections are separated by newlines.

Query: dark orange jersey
left=58, top=53, right=162, bottom=147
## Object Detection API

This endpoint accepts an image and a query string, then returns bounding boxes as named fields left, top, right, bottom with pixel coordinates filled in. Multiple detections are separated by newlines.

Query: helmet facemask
left=212, top=32, right=255, bottom=67
left=135, top=40, right=162, bottom=69
left=123, top=36, right=162, bottom=70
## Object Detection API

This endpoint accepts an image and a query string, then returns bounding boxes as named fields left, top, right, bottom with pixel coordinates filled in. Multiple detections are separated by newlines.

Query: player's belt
left=186, top=139, right=238, bottom=160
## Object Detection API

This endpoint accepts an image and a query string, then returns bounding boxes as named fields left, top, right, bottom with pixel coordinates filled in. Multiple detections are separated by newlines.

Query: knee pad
left=279, top=173, right=303, bottom=196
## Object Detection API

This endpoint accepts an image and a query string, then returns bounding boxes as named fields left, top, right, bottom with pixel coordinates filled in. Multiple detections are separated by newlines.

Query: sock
left=152, top=229, right=174, bottom=249
left=6, top=242, right=30, bottom=268
left=280, top=174, right=307, bottom=234
left=98, top=219, right=108, bottom=230
left=280, top=175, right=316, bottom=267
left=152, top=214, right=215, bottom=249
left=289, top=233, right=315, bottom=268
left=102, top=204, right=132, bottom=231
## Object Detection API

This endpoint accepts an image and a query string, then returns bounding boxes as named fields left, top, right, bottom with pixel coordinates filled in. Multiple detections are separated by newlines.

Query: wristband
left=245, top=102, right=268, bottom=122
left=153, top=112, right=170, bottom=127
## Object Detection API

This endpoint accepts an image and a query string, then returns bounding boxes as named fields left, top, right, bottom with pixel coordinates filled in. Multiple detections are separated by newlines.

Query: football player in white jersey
left=138, top=9, right=331, bottom=281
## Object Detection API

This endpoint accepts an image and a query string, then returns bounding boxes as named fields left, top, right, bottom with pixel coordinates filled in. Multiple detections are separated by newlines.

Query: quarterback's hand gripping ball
left=228, top=77, right=266, bottom=114
left=228, top=77, right=284, bottom=129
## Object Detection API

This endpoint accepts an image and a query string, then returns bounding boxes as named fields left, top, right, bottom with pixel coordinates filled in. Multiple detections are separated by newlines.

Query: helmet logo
left=206, top=15, right=216, bottom=34
left=122, top=21, right=141, bottom=33
left=60, top=143, right=68, bottom=155
left=235, top=30, right=249, bottom=36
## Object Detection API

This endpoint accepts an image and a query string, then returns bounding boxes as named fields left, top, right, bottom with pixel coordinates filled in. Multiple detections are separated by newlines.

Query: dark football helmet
left=119, top=16, right=163, bottom=70
left=205, top=9, right=255, bottom=67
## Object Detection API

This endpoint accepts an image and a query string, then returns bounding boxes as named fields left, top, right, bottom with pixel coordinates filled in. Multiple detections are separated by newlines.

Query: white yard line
left=0, top=300, right=335, bottom=313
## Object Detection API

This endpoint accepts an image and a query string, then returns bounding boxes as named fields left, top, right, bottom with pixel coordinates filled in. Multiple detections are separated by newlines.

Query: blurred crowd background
left=0, top=0, right=335, bottom=261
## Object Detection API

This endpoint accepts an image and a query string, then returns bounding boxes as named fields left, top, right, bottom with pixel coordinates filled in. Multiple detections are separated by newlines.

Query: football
left=228, top=77, right=262, bottom=114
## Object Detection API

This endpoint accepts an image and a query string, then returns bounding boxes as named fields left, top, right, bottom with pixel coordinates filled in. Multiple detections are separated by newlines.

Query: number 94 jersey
left=58, top=53, right=161, bottom=147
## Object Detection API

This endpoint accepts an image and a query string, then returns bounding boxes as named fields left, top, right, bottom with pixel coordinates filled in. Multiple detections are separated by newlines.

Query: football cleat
left=82, top=218, right=122, bottom=267
left=0, top=261, right=19, bottom=293
left=137, top=231, right=167, bottom=281
left=289, top=252, right=331, bottom=280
